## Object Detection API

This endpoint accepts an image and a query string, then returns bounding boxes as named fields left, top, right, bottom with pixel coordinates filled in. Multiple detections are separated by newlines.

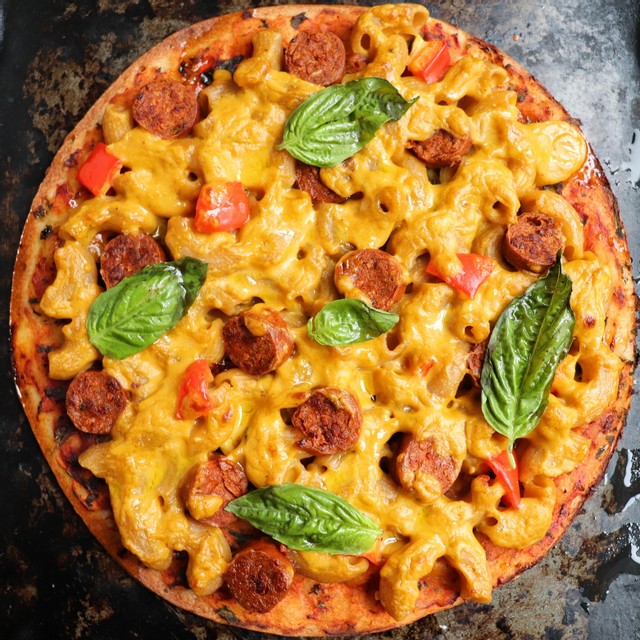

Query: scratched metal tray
left=1, top=1, right=638, bottom=639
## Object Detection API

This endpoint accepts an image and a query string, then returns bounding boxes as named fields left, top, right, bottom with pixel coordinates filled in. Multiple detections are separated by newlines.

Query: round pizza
left=10, top=3, right=636, bottom=636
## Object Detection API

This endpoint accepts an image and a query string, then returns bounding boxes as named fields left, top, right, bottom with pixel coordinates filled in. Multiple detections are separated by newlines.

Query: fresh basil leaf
left=278, top=77, right=417, bottom=167
left=225, top=483, right=382, bottom=555
left=307, top=298, right=399, bottom=346
left=174, top=257, right=208, bottom=307
left=481, top=259, right=575, bottom=448
left=87, top=257, right=207, bottom=360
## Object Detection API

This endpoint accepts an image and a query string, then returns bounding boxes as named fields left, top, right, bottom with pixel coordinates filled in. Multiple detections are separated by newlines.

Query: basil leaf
left=308, top=298, right=399, bottom=346
left=225, top=483, right=382, bottom=555
left=175, top=257, right=208, bottom=307
left=278, top=77, right=417, bottom=167
left=87, top=257, right=207, bottom=360
left=481, top=259, right=575, bottom=448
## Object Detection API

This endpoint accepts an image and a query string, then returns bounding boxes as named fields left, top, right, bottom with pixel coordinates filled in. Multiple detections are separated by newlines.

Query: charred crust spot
left=63, top=149, right=81, bottom=168
left=40, top=225, right=53, bottom=240
left=214, top=55, right=245, bottom=75
left=291, top=12, right=308, bottom=28
left=32, top=205, right=48, bottom=219
left=163, top=551, right=189, bottom=589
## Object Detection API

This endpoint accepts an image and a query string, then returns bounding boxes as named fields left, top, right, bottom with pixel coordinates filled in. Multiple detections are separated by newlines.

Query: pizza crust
left=10, top=5, right=636, bottom=636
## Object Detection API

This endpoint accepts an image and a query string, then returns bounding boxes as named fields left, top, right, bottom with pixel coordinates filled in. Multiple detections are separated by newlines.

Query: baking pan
left=1, top=1, right=639, bottom=638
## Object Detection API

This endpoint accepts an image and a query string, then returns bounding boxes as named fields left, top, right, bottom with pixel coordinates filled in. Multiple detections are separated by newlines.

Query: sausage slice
left=285, top=31, right=346, bottom=86
left=295, top=161, right=343, bottom=204
left=466, top=339, right=488, bottom=387
left=100, top=233, right=166, bottom=288
left=395, top=435, right=461, bottom=497
left=66, top=370, right=127, bottom=434
left=334, top=248, right=407, bottom=311
left=182, top=454, right=248, bottom=527
left=502, top=211, right=564, bottom=273
left=224, top=540, right=295, bottom=613
left=222, top=307, right=294, bottom=376
left=291, top=387, right=362, bottom=455
left=408, top=129, right=472, bottom=168
left=132, top=78, right=198, bottom=139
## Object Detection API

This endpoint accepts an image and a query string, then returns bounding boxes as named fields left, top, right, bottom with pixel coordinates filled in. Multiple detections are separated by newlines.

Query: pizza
left=10, top=3, right=636, bottom=636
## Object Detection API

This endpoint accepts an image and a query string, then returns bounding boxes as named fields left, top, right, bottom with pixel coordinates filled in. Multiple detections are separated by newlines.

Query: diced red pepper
left=77, top=143, right=122, bottom=197
left=486, top=449, right=521, bottom=509
left=407, top=36, right=451, bottom=84
left=426, top=253, right=495, bottom=299
left=194, top=181, right=250, bottom=233
left=176, top=359, right=214, bottom=420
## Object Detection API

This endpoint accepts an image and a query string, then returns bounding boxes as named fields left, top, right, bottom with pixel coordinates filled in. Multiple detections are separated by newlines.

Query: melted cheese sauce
left=39, top=4, right=622, bottom=621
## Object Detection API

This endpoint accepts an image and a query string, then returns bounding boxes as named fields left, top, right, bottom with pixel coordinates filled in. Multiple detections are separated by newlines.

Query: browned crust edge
left=9, top=4, right=637, bottom=637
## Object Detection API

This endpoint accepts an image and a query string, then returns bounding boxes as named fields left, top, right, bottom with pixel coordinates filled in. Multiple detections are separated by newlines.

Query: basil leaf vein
left=278, top=77, right=417, bottom=167
left=308, top=298, right=399, bottom=346
left=226, top=483, right=382, bottom=555
left=481, top=259, right=575, bottom=447
left=87, top=257, right=207, bottom=360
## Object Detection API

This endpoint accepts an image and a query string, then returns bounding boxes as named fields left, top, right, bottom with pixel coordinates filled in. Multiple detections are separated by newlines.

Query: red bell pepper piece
left=407, top=36, right=451, bottom=84
left=176, top=359, right=214, bottom=420
left=426, top=253, right=495, bottom=299
left=194, top=181, right=250, bottom=233
left=77, top=143, right=122, bottom=197
left=486, top=449, right=521, bottom=509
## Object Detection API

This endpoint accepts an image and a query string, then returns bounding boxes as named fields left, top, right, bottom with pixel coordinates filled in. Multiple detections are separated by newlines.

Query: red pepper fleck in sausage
left=334, top=248, right=407, bottom=311
left=285, top=31, right=346, bottom=86
left=295, top=161, right=343, bottom=204
left=224, top=540, right=295, bottom=613
left=408, top=129, right=472, bottom=168
left=291, top=387, right=362, bottom=455
left=182, top=454, right=248, bottom=527
left=502, top=211, right=564, bottom=273
left=100, top=233, right=166, bottom=288
left=466, top=339, right=488, bottom=387
left=395, top=434, right=461, bottom=496
left=222, top=307, right=294, bottom=376
left=132, top=78, right=198, bottom=139
left=66, top=370, right=127, bottom=434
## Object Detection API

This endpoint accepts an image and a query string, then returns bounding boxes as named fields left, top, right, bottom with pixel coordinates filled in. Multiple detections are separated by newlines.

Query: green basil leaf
left=225, top=483, right=382, bottom=555
left=481, top=259, right=575, bottom=448
left=278, top=77, right=417, bottom=167
left=174, top=257, right=208, bottom=307
left=87, top=257, right=207, bottom=360
left=307, top=298, right=399, bottom=346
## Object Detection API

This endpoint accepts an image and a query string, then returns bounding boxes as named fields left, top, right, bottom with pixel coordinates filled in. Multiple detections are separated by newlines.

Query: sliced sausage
left=295, top=161, right=343, bottom=204
left=466, top=339, right=488, bottom=387
left=291, top=387, right=362, bottom=455
left=285, top=31, right=346, bottom=86
left=100, top=233, right=166, bottom=288
left=334, top=248, right=407, bottom=311
left=66, top=370, right=127, bottom=434
left=132, top=78, right=198, bottom=139
left=224, top=540, right=295, bottom=613
left=408, top=129, right=472, bottom=168
left=502, top=211, right=564, bottom=273
left=222, top=307, right=294, bottom=376
left=182, top=454, right=248, bottom=527
left=395, top=435, right=461, bottom=496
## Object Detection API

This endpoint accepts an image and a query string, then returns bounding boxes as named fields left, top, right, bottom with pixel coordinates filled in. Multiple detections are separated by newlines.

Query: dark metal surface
left=1, top=1, right=639, bottom=639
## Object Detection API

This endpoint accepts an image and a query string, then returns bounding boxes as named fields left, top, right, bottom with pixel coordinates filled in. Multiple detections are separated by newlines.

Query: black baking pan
left=1, top=1, right=639, bottom=639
